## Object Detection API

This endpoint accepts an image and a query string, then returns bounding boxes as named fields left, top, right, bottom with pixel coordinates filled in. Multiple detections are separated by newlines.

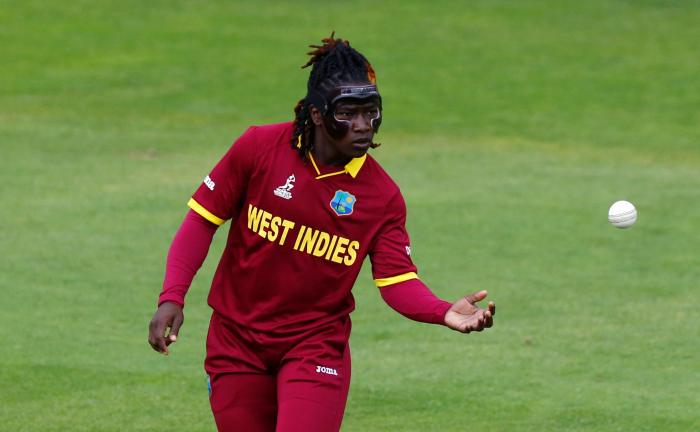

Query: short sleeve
left=188, top=126, right=258, bottom=225
left=370, top=191, right=418, bottom=287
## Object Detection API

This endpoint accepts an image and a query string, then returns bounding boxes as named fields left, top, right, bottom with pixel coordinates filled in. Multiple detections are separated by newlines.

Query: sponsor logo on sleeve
left=204, top=175, right=215, bottom=191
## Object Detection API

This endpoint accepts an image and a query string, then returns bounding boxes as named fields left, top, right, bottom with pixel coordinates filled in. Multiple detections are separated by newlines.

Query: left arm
left=371, top=191, right=495, bottom=333
left=380, top=278, right=495, bottom=333
left=379, top=278, right=450, bottom=324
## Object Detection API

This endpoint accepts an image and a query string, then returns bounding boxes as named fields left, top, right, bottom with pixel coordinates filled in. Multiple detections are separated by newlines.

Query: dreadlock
left=291, top=32, right=380, bottom=158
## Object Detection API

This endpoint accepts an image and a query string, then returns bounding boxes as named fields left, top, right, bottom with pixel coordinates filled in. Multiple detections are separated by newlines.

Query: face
left=311, top=97, right=381, bottom=162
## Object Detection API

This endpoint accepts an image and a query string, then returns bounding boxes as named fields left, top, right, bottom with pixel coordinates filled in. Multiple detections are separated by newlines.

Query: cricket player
left=148, top=33, right=495, bottom=432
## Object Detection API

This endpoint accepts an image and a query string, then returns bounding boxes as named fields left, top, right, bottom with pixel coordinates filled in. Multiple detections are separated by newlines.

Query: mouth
left=352, top=138, right=372, bottom=150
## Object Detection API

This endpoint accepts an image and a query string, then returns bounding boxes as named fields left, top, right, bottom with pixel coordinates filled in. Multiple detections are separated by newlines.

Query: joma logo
left=204, top=175, right=216, bottom=191
left=315, top=365, right=338, bottom=376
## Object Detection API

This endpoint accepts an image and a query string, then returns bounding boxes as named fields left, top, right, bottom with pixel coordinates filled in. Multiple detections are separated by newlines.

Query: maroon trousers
left=205, top=313, right=352, bottom=431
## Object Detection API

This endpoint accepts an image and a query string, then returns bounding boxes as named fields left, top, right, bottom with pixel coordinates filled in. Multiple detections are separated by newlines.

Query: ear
left=309, top=105, right=323, bottom=126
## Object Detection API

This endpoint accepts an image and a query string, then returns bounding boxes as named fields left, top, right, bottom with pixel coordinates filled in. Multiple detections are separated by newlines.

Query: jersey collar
left=344, top=155, right=366, bottom=178
left=309, top=153, right=366, bottom=180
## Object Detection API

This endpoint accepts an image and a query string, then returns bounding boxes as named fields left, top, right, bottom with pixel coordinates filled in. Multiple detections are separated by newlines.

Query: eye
left=335, top=110, right=354, bottom=121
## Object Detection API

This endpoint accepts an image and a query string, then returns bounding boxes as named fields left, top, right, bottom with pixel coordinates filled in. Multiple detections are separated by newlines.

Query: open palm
left=444, top=290, right=495, bottom=333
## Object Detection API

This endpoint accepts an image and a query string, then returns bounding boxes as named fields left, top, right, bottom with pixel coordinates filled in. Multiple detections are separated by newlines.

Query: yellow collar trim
left=345, top=154, right=366, bottom=178
left=308, top=153, right=366, bottom=179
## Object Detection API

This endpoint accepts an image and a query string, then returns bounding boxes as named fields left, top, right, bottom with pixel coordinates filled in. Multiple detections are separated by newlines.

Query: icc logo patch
left=330, top=190, right=356, bottom=216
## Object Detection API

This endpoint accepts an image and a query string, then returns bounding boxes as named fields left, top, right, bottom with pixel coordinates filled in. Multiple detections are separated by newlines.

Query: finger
left=166, top=314, right=184, bottom=346
left=154, top=333, right=168, bottom=353
left=484, top=310, right=493, bottom=328
left=148, top=333, right=158, bottom=350
left=148, top=335, right=158, bottom=351
left=159, top=335, right=169, bottom=354
left=149, top=334, right=168, bottom=353
left=476, top=312, right=485, bottom=329
left=170, top=313, right=184, bottom=338
left=464, top=315, right=483, bottom=333
left=148, top=320, right=169, bottom=354
left=488, top=301, right=496, bottom=316
left=165, top=335, right=176, bottom=346
left=473, top=314, right=486, bottom=332
left=464, top=290, right=488, bottom=305
left=148, top=321, right=164, bottom=353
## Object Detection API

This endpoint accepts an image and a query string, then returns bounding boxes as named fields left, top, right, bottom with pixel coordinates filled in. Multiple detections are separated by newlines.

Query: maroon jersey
left=188, top=122, right=418, bottom=334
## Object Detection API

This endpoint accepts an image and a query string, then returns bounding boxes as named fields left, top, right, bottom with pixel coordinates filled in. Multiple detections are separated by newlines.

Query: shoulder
left=227, top=121, right=293, bottom=159
left=362, top=154, right=403, bottom=200
left=360, top=154, right=408, bottom=217
left=241, top=121, right=294, bottom=156
left=245, top=121, right=293, bottom=144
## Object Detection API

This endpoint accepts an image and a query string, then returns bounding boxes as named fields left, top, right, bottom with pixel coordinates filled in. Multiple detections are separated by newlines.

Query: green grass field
left=2, top=1, right=699, bottom=430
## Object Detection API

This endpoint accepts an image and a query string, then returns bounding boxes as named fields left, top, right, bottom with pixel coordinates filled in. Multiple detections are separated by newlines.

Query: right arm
left=148, top=126, right=258, bottom=354
left=148, top=210, right=218, bottom=354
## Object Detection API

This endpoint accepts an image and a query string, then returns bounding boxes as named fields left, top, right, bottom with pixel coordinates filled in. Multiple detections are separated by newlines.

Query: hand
left=444, top=290, right=495, bottom=333
left=148, top=301, right=184, bottom=355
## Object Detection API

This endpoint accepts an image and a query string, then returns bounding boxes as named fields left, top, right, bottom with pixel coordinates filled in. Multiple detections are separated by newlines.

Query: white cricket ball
left=608, top=200, right=637, bottom=228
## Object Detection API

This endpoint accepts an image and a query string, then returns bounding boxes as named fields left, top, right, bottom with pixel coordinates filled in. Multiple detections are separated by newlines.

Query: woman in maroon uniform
left=149, top=33, right=495, bottom=432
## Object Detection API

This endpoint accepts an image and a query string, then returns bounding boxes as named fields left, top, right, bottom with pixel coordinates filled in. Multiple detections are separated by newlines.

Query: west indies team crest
left=330, top=190, right=356, bottom=216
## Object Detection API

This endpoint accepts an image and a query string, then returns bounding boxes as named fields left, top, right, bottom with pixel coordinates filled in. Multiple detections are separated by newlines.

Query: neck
left=312, top=128, right=351, bottom=167
left=312, top=146, right=350, bottom=167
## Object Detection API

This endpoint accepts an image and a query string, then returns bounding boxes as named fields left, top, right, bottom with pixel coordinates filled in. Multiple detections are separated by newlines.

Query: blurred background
left=1, top=1, right=698, bottom=430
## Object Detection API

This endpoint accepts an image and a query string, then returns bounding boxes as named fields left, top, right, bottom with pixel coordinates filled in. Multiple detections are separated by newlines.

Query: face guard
left=307, top=84, right=383, bottom=139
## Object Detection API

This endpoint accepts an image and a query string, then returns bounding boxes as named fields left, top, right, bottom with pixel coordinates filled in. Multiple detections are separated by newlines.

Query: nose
left=352, top=113, right=371, bottom=132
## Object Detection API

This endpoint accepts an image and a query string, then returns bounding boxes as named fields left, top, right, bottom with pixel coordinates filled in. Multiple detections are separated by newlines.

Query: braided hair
left=291, top=32, right=380, bottom=158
